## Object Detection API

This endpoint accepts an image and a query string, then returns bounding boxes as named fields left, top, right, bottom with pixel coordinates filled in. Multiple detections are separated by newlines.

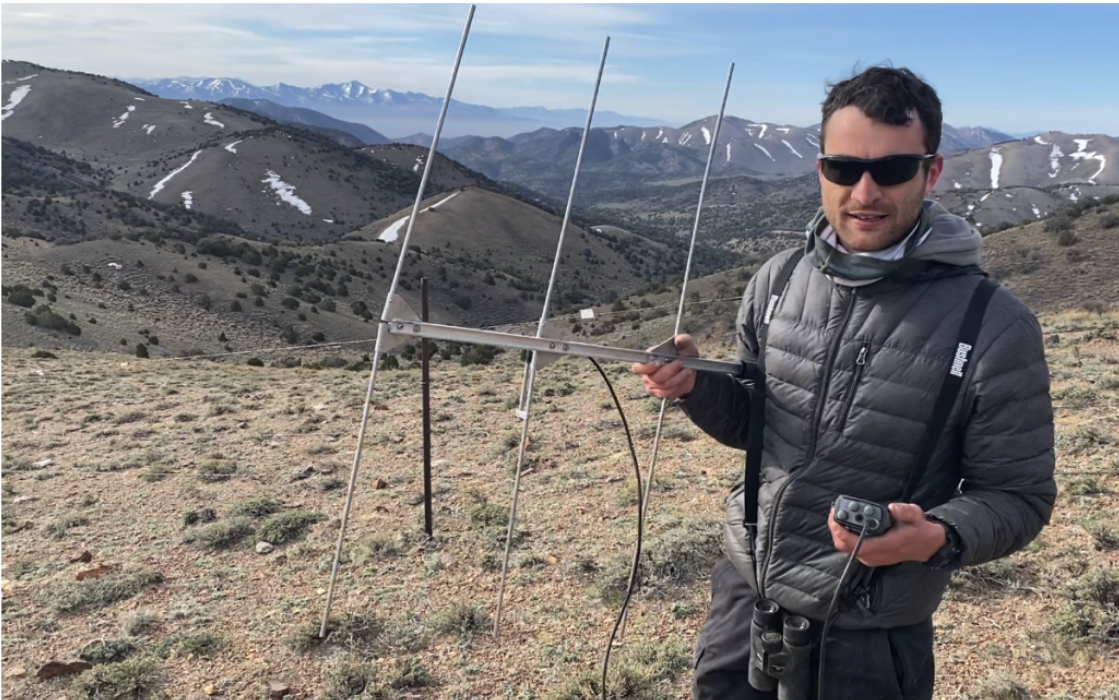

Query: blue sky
left=3, top=3, right=1117, bottom=134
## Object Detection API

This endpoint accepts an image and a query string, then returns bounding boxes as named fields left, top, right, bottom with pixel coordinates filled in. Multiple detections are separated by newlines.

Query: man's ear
left=923, top=154, right=945, bottom=195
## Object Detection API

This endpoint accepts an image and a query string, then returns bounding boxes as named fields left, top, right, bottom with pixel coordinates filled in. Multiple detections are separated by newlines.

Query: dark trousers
left=694, top=558, right=935, bottom=700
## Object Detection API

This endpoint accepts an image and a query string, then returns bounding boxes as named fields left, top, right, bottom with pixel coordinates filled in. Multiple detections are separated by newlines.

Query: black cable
left=587, top=357, right=643, bottom=700
left=817, top=521, right=870, bottom=700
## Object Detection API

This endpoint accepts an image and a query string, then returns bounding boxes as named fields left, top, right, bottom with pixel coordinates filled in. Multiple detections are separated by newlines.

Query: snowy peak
left=936, top=131, right=1118, bottom=194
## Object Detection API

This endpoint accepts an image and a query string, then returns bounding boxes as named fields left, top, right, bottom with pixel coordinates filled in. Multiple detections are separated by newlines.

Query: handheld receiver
left=832, top=495, right=892, bottom=537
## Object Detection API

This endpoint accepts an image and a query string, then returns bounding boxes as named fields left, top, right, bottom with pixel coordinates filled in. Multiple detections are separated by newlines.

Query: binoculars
left=748, top=599, right=812, bottom=700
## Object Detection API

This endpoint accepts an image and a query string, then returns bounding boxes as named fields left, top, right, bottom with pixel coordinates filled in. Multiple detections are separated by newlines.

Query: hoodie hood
left=805, top=199, right=982, bottom=286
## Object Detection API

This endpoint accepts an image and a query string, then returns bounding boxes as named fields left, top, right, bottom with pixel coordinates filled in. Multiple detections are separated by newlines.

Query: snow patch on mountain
left=150, top=150, right=202, bottom=199
left=747, top=123, right=768, bottom=139
left=2, top=73, right=38, bottom=85
left=782, top=140, right=803, bottom=159
left=754, top=143, right=774, bottom=161
left=203, top=112, right=224, bottom=128
left=726, top=143, right=732, bottom=162
left=112, top=105, right=136, bottom=128
left=181, top=192, right=193, bottom=210
left=701, top=126, right=711, bottom=145
left=989, top=149, right=1003, bottom=189
left=224, top=140, right=242, bottom=154
left=679, top=132, right=693, bottom=147
left=378, top=192, right=461, bottom=243
left=1034, top=135, right=1049, bottom=145
left=142, top=124, right=156, bottom=135
left=1048, top=143, right=1064, bottom=178
left=1070, top=138, right=1107, bottom=183
left=262, top=170, right=312, bottom=215
left=1, top=84, right=32, bottom=120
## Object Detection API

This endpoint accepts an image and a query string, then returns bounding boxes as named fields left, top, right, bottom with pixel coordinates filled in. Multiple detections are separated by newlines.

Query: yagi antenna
left=319, top=2, right=476, bottom=638
left=319, top=4, right=745, bottom=675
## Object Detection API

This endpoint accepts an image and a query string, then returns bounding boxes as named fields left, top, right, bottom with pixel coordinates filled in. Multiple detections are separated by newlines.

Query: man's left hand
left=828, top=503, right=945, bottom=567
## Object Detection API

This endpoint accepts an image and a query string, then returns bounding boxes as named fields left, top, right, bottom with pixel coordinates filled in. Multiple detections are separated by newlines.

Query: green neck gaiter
left=803, top=206, right=933, bottom=283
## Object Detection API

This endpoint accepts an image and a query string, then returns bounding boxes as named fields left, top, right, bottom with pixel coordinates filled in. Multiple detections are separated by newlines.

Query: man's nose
left=851, top=171, right=883, bottom=204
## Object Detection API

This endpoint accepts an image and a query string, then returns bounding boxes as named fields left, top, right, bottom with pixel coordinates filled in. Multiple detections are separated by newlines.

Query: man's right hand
left=631, top=334, right=700, bottom=400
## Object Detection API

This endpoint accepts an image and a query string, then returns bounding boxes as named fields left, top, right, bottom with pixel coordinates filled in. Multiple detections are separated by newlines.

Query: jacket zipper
left=837, top=342, right=870, bottom=432
left=758, top=288, right=858, bottom=600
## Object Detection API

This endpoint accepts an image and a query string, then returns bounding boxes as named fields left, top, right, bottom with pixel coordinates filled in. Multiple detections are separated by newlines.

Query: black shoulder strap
left=900, top=277, right=997, bottom=502
left=743, top=249, right=804, bottom=529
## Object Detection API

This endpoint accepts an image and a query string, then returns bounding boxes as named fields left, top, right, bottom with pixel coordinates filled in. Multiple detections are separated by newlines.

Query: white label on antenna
left=580, top=308, right=595, bottom=320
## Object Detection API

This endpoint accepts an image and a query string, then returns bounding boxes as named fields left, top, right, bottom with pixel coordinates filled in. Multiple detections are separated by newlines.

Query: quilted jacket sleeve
left=675, top=267, right=762, bottom=451
left=927, top=299, right=1057, bottom=567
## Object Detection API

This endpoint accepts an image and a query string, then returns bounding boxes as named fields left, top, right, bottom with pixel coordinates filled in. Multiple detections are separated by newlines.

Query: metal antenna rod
left=319, top=3, right=476, bottom=638
left=619, top=63, right=735, bottom=641
left=642, top=62, right=735, bottom=524
left=494, top=36, right=611, bottom=638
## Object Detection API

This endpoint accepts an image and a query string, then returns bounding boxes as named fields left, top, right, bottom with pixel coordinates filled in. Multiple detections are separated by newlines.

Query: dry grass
left=3, top=308, right=1119, bottom=698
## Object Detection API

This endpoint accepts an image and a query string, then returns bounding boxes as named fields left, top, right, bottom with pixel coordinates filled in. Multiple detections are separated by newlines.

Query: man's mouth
left=848, top=213, right=887, bottom=222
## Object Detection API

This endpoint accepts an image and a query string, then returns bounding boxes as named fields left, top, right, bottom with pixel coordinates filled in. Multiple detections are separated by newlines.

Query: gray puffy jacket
left=679, top=201, right=1056, bottom=629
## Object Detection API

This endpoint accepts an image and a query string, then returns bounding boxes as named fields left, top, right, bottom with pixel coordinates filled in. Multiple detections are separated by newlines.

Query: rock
left=34, top=458, right=53, bottom=468
left=70, top=551, right=94, bottom=564
left=203, top=682, right=218, bottom=696
left=1047, top=334, right=1060, bottom=346
left=256, top=541, right=275, bottom=554
left=290, top=465, right=314, bottom=481
left=36, top=660, right=92, bottom=680
left=373, top=479, right=388, bottom=490
left=268, top=681, right=291, bottom=699
left=273, top=555, right=288, bottom=566
left=9, top=666, right=27, bottom=678
left=76, top=563, right=115, bottom=581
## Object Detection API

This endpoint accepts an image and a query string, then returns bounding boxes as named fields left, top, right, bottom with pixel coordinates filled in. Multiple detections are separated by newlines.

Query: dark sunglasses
left=817, top=153, right=936, bottom=187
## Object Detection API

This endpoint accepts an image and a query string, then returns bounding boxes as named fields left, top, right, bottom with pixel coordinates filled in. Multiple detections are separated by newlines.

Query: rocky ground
left=1, top=309, right=1117, bottom=699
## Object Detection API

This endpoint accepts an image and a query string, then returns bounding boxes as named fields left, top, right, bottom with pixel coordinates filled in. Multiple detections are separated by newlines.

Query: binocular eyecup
left=748, top=599, right=812, bottom=700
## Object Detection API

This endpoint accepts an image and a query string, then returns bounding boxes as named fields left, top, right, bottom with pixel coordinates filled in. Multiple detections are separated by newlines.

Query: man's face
left=818, top=106, right=944, bottom=253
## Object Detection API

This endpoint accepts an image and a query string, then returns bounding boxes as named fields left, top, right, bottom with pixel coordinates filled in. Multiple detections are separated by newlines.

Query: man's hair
left=819, top=65, right=943, bottom=156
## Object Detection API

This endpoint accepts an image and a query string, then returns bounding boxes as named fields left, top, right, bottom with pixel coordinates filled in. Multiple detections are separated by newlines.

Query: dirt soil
left=2, top=309, right=1118, bottom=699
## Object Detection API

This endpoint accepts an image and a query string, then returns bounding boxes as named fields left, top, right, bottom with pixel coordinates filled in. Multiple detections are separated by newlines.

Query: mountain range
left=126, top=76, right=666, bottom=139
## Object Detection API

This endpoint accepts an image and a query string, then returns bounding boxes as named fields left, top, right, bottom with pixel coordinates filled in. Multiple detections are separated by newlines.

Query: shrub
left=229, top=497, right=284, bottom=518
left=1044, top=216, right=1072, bottom=233
left=431, top=601, right=489, bottom=643
left=154, top=630, right=222, bottom=659
left=24, top=304, right=81, bottom=335
left=256, top=511, right=326, bottom=545
left=135, top=343, right=149, bottom=358
left=1100, top=213, right=1119, bottom=229
left=461, top=345, right=499, bottom=366
left=288, top=612, right=384, bottom=654
left=5, top=284, right=36, bottom=307
left=42, top=570, right=164, bottom=613
left=379, top=354, right=399, bottom=370
left=192, top=518, right=254, bottom=550
left=69, top=658, right=163, bottom=700
left=79, top=638, right=136, bottom=665
left=247, top=357, right=264, bottom=367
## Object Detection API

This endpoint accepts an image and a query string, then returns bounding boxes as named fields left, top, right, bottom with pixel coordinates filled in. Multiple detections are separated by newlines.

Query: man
left=632, top=66, right=1055, bottom=699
